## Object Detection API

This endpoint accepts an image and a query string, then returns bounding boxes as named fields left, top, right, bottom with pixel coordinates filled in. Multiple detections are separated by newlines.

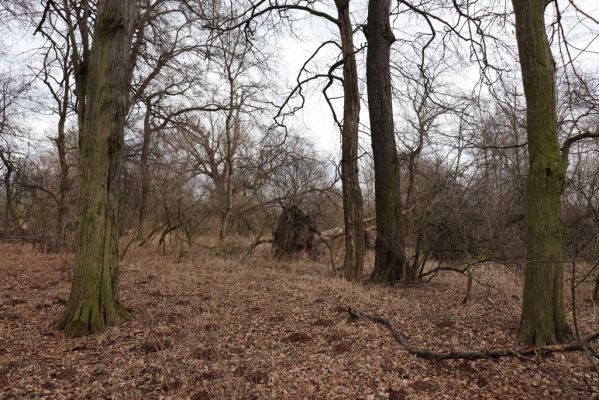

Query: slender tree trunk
left=62, top=0, right=90, bottom=143
left=366, top=0, right=406, bottom=284
left=335, top=0, right=365, bottom=282
left=56, top=75, right=70, bottom=251
left=219, top=77, right=236, bottom=242
left=137, top=99, right=152, bottom=238
left=3, top=167, right=14, bottom=233
left=404, top=134, right=424, bottom=282
left=0, top=153, right=17, bottom=233
left=56, top=0, right=138, bottom=336
left=512, top=0, right=573, bottom=346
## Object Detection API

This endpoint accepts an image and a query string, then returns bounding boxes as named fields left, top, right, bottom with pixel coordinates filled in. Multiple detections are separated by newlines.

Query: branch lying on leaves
left=346, top=307, right=599, bottom=361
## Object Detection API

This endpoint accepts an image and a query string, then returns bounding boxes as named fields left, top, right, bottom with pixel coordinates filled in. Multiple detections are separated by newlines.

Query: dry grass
left=0, top=243, right=597, bottom=399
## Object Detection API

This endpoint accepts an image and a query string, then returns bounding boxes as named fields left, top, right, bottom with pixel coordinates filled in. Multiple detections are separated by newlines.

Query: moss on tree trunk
left=512, top=0, right=573, bottom=346
left=56, top=0, right=137, bottom=337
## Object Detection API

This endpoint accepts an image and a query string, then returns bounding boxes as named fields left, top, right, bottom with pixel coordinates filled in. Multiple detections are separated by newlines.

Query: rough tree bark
left=512, top=0, right=573, bottom=346
left=334, top=0, right=366, bottom=282
left=56, top=0, right=138, bottom=336
left=366, top=0, right=407, bottom=284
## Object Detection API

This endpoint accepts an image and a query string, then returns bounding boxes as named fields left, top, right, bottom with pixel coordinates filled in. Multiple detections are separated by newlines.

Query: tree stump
left=272, top=205, right=314, bottom=260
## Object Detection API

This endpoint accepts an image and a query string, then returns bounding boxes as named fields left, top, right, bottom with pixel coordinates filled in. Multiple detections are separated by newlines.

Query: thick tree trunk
left=335, top=0, right=365, bottom=282
left=512, top=0, right=573, bottom=346
left=366, top=0, right=407, bottom=284
left=56, top=0, right=137, bottom=336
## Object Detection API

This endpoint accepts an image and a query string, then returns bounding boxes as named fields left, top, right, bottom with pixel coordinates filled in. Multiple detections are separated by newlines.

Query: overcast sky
left=266, top=0, right=599, bottom=158
left=1, top=1, right=598, bottom=159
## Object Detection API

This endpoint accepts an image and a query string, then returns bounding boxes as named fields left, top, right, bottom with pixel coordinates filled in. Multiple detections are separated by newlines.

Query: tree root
left=346, top=307, right=599, bottom=361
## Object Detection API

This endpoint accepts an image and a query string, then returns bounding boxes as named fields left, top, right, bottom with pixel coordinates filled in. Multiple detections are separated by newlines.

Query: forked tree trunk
left=56, top=0, right=138, bottom=336
left=335, top=0, right=365, bottom=282
left=512, top=0, right=573, bottom=346
left=366, top=0, right=407, bottom=284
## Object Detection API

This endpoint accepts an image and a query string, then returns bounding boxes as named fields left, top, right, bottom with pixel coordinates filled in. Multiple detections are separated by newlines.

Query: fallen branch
left=246, top=239, right=273, bottom=257
left=148, top=291, right=206, bottom=298
left=346, top=307, right=599, bottom=361
left=320, top=217, right=376, bottom=239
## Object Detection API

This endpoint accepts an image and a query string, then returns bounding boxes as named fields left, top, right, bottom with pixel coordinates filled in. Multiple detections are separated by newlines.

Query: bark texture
left=56, top=0, right=138, bottom=336
left=335, top=0, right=366, bottom=282
left=366, top=0, right=407, bottom=284
left=512, top=0, right=573, bottom=346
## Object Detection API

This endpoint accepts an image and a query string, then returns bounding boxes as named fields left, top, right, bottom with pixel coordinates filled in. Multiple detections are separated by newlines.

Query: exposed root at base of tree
left=346, top=307, right=599, bottom=361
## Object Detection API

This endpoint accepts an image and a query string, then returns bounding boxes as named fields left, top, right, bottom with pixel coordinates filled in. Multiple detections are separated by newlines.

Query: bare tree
left=230, top=0, right=366, bottom=279
left=366, top=0, right=407, bottom=284
left=512, top=0, right=599, bottom=346
left=56, top=0, right=138, bottom=336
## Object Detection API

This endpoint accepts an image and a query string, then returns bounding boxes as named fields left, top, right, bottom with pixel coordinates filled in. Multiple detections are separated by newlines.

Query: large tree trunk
left=56, top=0, right=138, bottom=337
left=366, top=0, right=407, bottom=284
left=335, top=0, right=365, bottom=282
left=512, top=0, right=573, bottom=346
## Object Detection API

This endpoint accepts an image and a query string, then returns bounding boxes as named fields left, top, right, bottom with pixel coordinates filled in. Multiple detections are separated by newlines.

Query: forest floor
left=0, top=243, right=598, bottom=399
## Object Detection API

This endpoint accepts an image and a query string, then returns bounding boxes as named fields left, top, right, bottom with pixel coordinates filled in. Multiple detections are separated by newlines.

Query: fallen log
left=320, top=217, right=376, bottom=239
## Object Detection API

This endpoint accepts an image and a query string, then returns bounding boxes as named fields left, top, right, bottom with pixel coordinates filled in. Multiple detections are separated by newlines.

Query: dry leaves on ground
left=0, top=244, right=597, bottom=399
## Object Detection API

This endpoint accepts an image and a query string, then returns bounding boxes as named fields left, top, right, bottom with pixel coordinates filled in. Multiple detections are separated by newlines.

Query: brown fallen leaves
left=0, top=243, right=597, bottom=399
